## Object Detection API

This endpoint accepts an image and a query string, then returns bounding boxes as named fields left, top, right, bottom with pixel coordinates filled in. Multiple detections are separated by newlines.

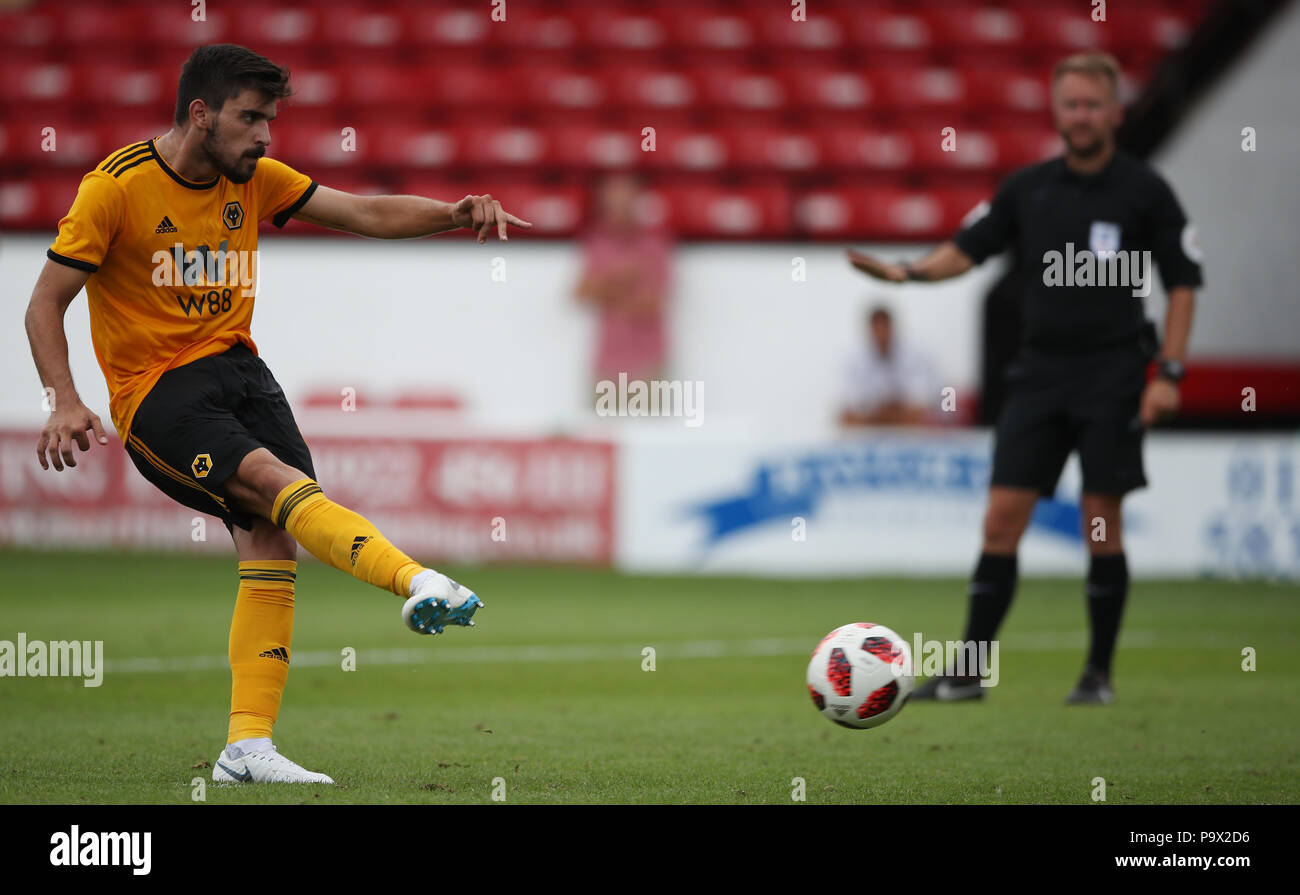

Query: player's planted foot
left=910, top=673, right=986, bottom=701
left=402, top=569, right=483, bottom=635
left=1065, top=667, right=1114, bottom=705
left=212, top=742, right=334, bottom=784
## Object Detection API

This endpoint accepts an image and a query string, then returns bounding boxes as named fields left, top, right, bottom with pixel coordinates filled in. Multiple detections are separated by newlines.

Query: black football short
left=123, top=342, right=315, bottom=533
left=990, top=333, right=1157, bottom=497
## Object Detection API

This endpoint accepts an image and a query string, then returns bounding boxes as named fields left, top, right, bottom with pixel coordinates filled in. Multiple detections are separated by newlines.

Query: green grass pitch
left=0, top=548, right=1296, bottom=804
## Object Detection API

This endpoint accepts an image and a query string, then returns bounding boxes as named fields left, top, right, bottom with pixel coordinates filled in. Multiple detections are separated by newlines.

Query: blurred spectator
left=575, top=172, right=674, bottom=385
left=840, top=306, right=938, bottom=427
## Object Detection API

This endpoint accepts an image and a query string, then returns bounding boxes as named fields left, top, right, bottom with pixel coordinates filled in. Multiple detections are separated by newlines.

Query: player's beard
left=202, top=123, right=263, bottom=184
left=1063, top=127, right=1106, bottom=159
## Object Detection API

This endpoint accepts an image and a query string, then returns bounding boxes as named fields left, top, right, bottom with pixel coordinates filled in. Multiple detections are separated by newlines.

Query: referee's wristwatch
left=1156, top=359, right=1186, bottom=384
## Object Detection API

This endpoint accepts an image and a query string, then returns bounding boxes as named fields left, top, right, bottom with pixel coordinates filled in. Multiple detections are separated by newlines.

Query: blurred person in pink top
left=575, top=172, right=674, bottom=386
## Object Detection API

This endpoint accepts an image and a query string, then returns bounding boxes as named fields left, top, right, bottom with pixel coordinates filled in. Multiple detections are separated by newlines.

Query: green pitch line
left=0, top=549, right=1296, bottom=805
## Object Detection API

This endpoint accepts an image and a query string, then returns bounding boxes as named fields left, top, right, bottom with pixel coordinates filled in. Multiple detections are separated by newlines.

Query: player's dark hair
left=173, top=44, right=292, bottom=127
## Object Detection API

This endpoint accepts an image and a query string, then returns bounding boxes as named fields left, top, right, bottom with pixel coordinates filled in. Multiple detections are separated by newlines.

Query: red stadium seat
left=821, top=128, right=918, bottom=171
left=964, top=70, right=1051, bottom=116
left=783, top=69, right=875, bottom=114
left=659, top=183, right=792, bottom=239
left=0, top=62, right=75, bottom=105
left=752, top=6, right=850, bottom=51
left=909, top=128, right=1004, bottom=173
left=0, top=116, right=100, bottom=167
left=79, top=64, right=171, bottom=109
left=847, top=12, right=933, bottom=52
left=665, top=8, right=758, bottom=53
left=0, top=173, right=81, bottom=232
left=408, top=5, right=499, bottom=49
left=638, top=126, right=731, bottom=173
left=1021, top=9, right=1107, bottom=52
left=142, top=5, right=231, bottom=45
left=524, top=68, right=611, bottom=114
left=278, top=66, right=344, bottom=109
left=582, top=8, right=674, bottom=52
left=696, top=68, right=788, bottom=113
left=0, top=5, right=58, bottom=51
left=609, top=68, right=701, bottom=112
left=869, top=68, right=968, bottom=113
left=921, top=7, right=1028, bottom=50
left=548, top=125, right=645, bottom=171
left=727, top=127, right=823, bottom=172
left=363, top=124, right=464, bottom=169
left=457, top=125, right=550, bottom=169
left=55, top=4, right=147, bottom=48
left=237, top=7, right=321, bottom=46
left=317, top=5, right=405, bottom=50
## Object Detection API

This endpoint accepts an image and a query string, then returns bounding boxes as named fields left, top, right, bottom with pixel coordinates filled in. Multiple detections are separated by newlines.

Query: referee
left=847, top=53, right=1203, bottom=704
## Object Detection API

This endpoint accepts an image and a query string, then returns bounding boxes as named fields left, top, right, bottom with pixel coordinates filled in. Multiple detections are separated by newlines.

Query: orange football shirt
left=47, top=138, right=316, bottom=439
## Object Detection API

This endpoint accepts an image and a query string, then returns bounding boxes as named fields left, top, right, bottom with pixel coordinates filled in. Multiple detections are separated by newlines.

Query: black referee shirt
left=954, top=150, right=1203, bottom=353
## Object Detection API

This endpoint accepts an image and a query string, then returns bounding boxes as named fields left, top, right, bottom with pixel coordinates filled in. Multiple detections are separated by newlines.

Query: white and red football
left=806, top=623, right=914, bottom=730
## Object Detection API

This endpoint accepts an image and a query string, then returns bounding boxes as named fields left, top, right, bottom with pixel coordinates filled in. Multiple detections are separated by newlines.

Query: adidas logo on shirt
left=258, top=647, right=289, bottom=663
left=154, top=215, right=177, bottom=234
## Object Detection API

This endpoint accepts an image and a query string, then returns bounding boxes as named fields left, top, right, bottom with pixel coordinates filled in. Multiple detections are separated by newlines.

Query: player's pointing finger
left=494, top=200, right=509, bottom=241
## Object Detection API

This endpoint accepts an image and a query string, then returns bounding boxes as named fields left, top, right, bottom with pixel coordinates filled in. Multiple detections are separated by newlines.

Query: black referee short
left=123, top=342, right=316, bottom=534
left=991, top=331, right=1157, bottom=497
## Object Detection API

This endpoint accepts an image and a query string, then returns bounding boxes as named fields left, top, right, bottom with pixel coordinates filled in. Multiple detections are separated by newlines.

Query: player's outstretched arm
left=289, top=185, right=533, bottom=242
left=24, top=259, right=110, bottom=471
left=847, top=241, right=975, bottom=283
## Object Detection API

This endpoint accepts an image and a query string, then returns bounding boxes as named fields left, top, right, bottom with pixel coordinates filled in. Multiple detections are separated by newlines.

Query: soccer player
left=846, top=53, right=1202, bottom=704
left=24, top=45, right=532, bottom=783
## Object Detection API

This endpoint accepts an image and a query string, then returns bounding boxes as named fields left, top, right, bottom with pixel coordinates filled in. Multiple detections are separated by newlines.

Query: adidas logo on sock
left=258, top=647, right=289, bottom=663
left=155, top=215, right=177, bottom=234
left=349, top=535, right=371, bottom=566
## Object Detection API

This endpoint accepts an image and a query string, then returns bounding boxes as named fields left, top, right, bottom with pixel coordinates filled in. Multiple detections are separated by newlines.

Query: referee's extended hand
left=847, top=249, right=908, bottom=282
left=1139, top=378, right=1180, bottom=427
left=450, top=194, right=533, bottom=243
left=36, top=400, right=109, bottom=472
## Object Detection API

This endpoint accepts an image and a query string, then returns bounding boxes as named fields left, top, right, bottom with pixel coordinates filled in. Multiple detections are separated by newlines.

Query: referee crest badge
left=1089, top=220, right=1121, bottom=256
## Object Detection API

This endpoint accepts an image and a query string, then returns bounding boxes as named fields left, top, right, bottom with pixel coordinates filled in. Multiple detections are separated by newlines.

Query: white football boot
left=402, top=570, right=483, bottom=635
left=212, top=743, right=335, bottom=784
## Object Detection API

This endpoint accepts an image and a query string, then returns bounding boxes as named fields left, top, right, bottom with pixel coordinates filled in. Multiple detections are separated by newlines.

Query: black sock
left=959, top=552, right=1018, bottom=678
left=1086, top=553, right=1129, bottom=676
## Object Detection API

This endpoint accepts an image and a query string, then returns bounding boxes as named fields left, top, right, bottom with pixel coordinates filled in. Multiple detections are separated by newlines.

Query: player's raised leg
left=212, top=517, right=333, bottom=784
left=1067, top=492, right=1127, bottom=705
left=222, top=448, right=482, bottom=635
left=912, top=485, right=1037, bottom=701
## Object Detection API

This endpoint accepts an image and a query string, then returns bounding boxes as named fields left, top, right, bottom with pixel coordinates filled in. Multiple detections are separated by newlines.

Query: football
left=806, top=623, right=914, bottom=729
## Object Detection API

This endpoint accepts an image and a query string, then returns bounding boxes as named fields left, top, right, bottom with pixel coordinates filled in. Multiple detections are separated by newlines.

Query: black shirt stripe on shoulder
left=272, top=181, right=319, bottom=228
left=104, top=145, right=152, bottom=175
left=111, top=155, right=154, bottom=178
left=47, top=248, right=98, bottom=273
left=100, top=142, right=149, bottom=172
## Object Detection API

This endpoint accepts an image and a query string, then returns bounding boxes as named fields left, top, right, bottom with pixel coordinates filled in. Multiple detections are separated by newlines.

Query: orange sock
left=270, top=478, right=423, bottom=597
left=228, top=560, right=296, bottom=743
